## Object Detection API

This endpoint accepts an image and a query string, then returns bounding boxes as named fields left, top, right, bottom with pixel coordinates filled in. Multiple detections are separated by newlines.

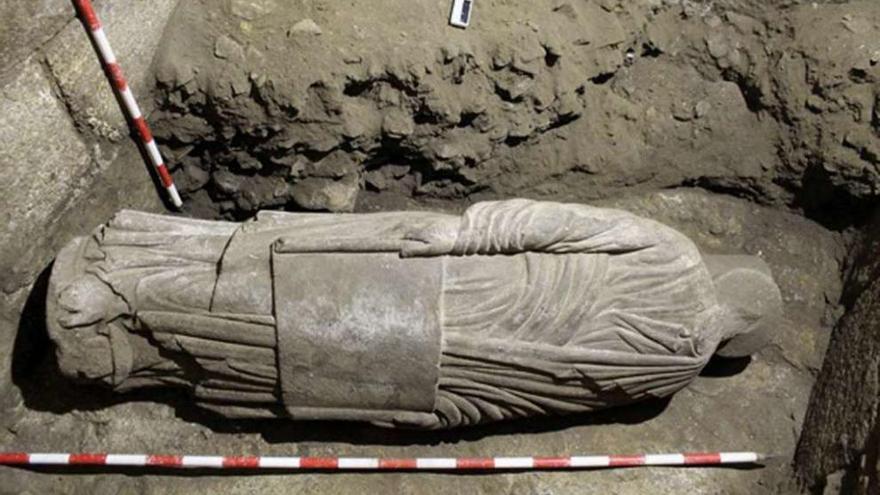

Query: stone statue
left=46, top=199, right=782, bottom=429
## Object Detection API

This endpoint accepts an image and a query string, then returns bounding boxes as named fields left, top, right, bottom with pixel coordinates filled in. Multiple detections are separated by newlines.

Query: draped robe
left=59, top=199, right=724, bottom=428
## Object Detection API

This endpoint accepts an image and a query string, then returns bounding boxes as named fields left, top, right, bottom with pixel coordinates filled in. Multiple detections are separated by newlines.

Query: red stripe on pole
left=222, top=456, right=260, bottom=468
left=609, top=455, right=646, bottom=467
left=105, top=63, right=127, bottom=91
left=684, top=452, right=722, bottom=465
left=0, top=453, right=29, bottom=464
left=133, top=117, right=153, bottom=143
left=378, top=458, right=417, bottom=469
left=300, top=457, right=338, bottom=469
left=70, top=453, right=108, bottom=465
left=147, top=455, right=183, bottom=467
left=156, top=164, right=173, bottom=188
left=533, top=457, right=572, bottom=468
left=73, top=0, right=101, bottom=31
left=456, top=457, right=495, bottom=469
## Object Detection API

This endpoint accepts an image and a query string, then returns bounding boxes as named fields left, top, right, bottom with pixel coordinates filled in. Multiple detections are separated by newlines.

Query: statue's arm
left=403, top=199, right=669, bottom=257
left=266, top=200, right=665, bottom=258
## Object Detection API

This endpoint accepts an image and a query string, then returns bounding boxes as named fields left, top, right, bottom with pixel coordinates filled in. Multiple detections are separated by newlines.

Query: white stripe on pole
left=645, top=454, right=686, bottom=465
left=167, top=185, right=183, bottom=206
left=119, top=88, right=142, bottom=119
left=105, top=454, right=147, bottom=466
left=415, top=458, right=457, bottom=469
left=338, top=458, right=379, bottom=469
left=494, top=457, right=534, bottom=468
left=719, top=452, right=759, bottom=463
left=144, top=140, right=164, bottom=168
left=181, top=456, right=224, bottom=468
left=570, top=456, right=611, bottom=467
left=91, top=28, right=116, bottom=63
left=28, top=453, right=70, bottom=464
left=258, top=457, right=301, bottom=468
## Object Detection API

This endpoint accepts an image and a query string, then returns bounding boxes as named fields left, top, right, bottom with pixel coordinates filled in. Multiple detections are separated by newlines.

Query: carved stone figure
left=46, top=199, right=783, bottom=429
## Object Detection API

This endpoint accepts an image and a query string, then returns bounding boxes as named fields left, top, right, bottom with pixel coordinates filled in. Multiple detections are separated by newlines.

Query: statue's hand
left=400, top=217, right=460, bottom=257
left=57, top=275, right=127, bottom=329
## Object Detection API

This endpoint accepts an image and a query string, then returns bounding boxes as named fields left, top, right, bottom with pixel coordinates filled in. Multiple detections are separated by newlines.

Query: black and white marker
left=450, top=0, right=473, bottom=28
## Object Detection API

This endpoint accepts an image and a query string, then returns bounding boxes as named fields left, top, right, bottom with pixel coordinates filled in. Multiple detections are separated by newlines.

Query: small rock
left=155, top=60, right=195, bottom=88
left=694, top=100, right=712, bottom=119
left=491, top=45, right=514, bottom=69
left=214, top=35, right=243, bottom=60
left=291, top=175, right=359, bottom=212
left=705, top=15, right=723, bottom=28
left=496, top=76, right=535, bottom=101
left=235, top=189, right=258, bottom=212
left=672, top=101, right=694, bottom=121
left=805, top=94, right=825, bottom=113
left=273, top=181, right=291, bottom=198
left=288, top=156, right=308, bottom=178
left=365, top=169, right=391, bottom=191
left=289, top=18, right=322, bottom=36
left=552, top=2, right=579, bottom=20
left=382, top=110, right=414, bottom=139
left=385, top=164, right=410, bottom=178
left=212, top=170, right=242, bottom=195
left=841, top=14, right=858, bottom=33
left=599, top=0, right=619, bottom=11
left=230, top=71, right=251, bottom=95
left=218, top=200, right=237, bottom=213
left=725, top=12, right=763, bottom=36
left=237, top=154, right=263, bottom=172
left=441, top=43, right=460, bottom=63
left=310, top=150, right=359, bottom=178
left=183, top=164, right=210, bottom=191
left=705, top=33, right=729, bottom=59
left=229, top=0, right=277, bottom=20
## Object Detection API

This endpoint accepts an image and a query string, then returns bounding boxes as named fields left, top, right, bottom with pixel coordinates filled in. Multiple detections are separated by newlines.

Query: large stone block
left=43, top=0, right=180, bottom=140
left=0, top=57, right=93, bottom=292
left=0, top=0, right=73, bottom=76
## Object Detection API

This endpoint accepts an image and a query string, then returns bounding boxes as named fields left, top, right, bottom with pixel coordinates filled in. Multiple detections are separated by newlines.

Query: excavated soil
left=2, top=1, right=880, bottom=494
left=151, top=0, right=878, bottom=224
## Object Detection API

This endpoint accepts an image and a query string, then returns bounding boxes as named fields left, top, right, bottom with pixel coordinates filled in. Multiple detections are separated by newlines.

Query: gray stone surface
left=0, top=57, right=93, bottom=294
left=0, top=0, right=72, bottom=77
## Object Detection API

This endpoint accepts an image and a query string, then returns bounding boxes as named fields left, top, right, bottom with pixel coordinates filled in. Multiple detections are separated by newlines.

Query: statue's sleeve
left=451, top=199, right=670, bottom=256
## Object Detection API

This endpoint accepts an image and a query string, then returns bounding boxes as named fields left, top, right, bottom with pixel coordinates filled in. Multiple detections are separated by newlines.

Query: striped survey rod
left=0, top=451, right=765, bottom=471
left=72, top=0, right=183, bottom=208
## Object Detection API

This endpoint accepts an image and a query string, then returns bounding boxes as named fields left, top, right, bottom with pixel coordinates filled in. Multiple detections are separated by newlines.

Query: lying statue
left=46, top=199, right=782, bottom=429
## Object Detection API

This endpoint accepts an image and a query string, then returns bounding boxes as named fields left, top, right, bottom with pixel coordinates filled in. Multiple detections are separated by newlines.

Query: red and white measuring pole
left=0, top=451, right=763, bottom=471
left=72, top=0, right=183, bottom=208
